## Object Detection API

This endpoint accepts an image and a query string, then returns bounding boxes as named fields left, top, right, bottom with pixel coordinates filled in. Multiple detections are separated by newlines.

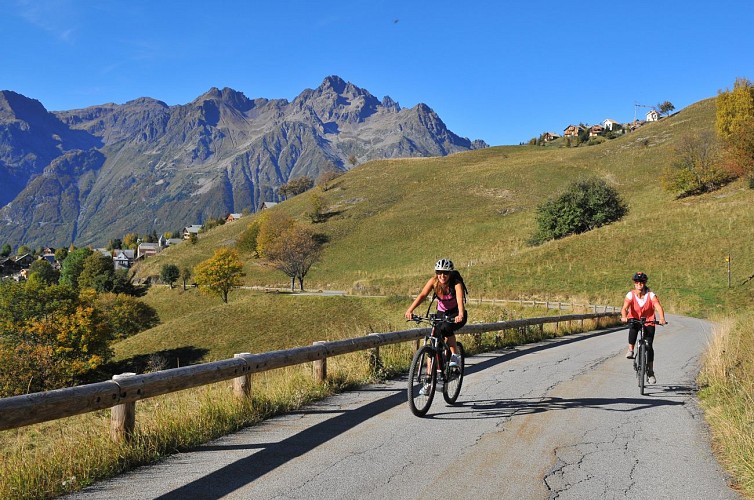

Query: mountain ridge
left=0, top=76, right=487, bottom=248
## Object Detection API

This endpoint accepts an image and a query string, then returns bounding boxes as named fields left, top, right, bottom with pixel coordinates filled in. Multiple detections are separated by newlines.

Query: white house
left=645, top=109, right=660, bottom=122
left=602, top=119, right=622, bottom=131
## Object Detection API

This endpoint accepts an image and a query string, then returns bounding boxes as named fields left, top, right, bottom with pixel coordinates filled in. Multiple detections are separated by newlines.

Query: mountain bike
left=406, top=314, right=465, bottom=417
left=628, top=318, right=664, bottom=395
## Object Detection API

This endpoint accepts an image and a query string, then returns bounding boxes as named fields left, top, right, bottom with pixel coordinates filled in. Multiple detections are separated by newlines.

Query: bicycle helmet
left=435, top=258, right=454, bottom=272
left=632, top=272, right=648, bottom=283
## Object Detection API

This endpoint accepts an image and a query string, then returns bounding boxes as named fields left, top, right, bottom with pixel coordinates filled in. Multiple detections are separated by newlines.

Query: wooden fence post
left=111, top=373, right=136, bottom=443
left=233, top=353, right=252, bottom=399
left=312, top=341, right=327, bottom=383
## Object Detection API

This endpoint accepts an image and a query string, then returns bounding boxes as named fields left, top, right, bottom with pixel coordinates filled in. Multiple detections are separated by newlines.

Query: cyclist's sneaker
left=449, top=354, right=461, bottom=368
left=626, top=348, right=635, bottom=359
left=648, top=372, right=656, bottom=384
left=419, top=383, right=431, bottom=396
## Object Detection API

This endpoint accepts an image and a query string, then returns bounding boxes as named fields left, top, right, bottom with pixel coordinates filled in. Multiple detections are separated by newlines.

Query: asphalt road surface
left=68, top=315, right=739, bottom=499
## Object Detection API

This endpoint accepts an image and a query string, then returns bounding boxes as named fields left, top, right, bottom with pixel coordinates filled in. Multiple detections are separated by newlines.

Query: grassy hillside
left=132, top=97, right=754, bottom=321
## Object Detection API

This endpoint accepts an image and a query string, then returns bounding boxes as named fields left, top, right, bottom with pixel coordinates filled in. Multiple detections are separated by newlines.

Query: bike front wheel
left=442, top=342, right=465, bottom=404
left=408, top=345, right=437, bottom=417
left=637, top=343, right=647, bottom=395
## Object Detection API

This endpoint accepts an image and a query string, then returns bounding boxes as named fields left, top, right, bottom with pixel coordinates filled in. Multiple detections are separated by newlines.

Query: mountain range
left=0, top=75, right=486, bottom=249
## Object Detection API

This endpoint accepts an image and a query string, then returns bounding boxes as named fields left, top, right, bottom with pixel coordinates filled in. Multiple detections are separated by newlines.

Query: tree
left=317, top=164, right=343, bottom=191
left=181, top=267, right=192, bottom=290
left=59, top=247, right=94, bottom=289
left=348, top=154, right=358, bottom=167
left=54, top=247, right=68, bottom=262
left=716, top=78, right=754, bottom=178
left=78, top=252, right=116, bottom=292
left=0, top=282, right=113, bottom=396
left=0, top=243, right=10, bottom=257
left=16, top=245, right=31, bottom=256
left=266, top=224, right=322, bottom=291
left=278, top=176, right=314, bottom=199
left=236, top=219, right=261, bottom=256
left=123, top=233, right=139, bottom=249
left=661, top=131, right=731, bottom=197
left=657, top=101, right=675, bottom=116
left=95, top=292, right=160, bottom=341
left=255, top=210, right=294, bottom=258
left=193, top=248, right=245, bottom=303
left=307, top=191, right=329, bottom=223
left=28, top=259, right=59, bottom=285
left=531, top=178, right=628, bottom=244
left=160, top=263, right=181, bottom=288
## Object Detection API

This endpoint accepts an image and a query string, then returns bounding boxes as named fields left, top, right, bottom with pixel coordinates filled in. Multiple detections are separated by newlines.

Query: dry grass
left=698, top=313, right=754, bottom=498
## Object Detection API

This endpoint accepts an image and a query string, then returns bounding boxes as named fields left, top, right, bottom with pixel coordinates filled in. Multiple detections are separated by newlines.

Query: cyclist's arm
left=405, top=276, right=437, bottom=319
left=651, top=295, right=667, bottom=324
left=620, top=294, right=632, bottom=322
left=454, top=281, right=465, bottom=323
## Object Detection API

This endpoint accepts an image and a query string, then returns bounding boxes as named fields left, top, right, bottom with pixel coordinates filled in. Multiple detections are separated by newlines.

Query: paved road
left=68, top=315, right=738, bottom=499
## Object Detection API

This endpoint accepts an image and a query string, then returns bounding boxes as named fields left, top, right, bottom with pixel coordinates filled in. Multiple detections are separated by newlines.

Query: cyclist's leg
left=627, top=325, right=639, bottom=357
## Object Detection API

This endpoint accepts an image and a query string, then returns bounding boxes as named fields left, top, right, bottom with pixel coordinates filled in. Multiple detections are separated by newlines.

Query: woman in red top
left=620, top=272, right=667, bottom=384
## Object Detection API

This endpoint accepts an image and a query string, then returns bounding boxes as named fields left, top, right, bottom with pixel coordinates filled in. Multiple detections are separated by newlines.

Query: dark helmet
left=632, top=272, right=648, bottom=283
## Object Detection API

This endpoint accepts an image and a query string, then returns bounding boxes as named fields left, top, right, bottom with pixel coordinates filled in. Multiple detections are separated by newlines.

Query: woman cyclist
left=405, top=258, right=467, bottom=371
left=620, top=271, right=667, bottom=384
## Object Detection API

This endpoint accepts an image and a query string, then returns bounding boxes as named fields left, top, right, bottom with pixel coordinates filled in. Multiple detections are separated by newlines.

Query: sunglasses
left=435, top=270, right=450, bottom=275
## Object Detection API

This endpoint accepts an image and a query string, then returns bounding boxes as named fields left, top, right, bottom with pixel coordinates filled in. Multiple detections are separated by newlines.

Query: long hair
left=433, top=275, right=451, bottom=297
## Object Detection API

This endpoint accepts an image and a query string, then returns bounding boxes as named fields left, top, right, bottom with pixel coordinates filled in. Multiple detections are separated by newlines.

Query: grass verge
left=698, top=312, right=754, bottom=498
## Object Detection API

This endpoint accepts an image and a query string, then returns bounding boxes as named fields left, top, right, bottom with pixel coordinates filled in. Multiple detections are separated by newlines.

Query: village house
left=589, top=124, right=604, bottom=137
left=602, top=119, right=622, bottom=131
left=225, top=213, right=243, bottom=223
left=113, top=249, right=135, bottom=270
left=259, top=201, right=278, bottom=210
left=563, top=124, right=585, bottom=137
left=137, top=242, right=161, bottom=259
left=542, top=132, right=560, bottom=142
left=183, top=225, right=202, bottom=240
left=645, top=109, right=660, bottom=122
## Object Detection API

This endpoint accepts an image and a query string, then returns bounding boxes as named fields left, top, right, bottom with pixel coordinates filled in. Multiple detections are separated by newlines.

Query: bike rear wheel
left=407, top=345, right=437, bottom=417
left=637, top=343, right=647, bottom=395
left=442, top=342, right=465, bottom=404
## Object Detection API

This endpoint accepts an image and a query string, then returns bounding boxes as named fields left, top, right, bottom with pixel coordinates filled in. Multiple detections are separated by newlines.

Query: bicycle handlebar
left=627, top=318, right=667, bottom=326
left=408, top=314, right=456, bottom=325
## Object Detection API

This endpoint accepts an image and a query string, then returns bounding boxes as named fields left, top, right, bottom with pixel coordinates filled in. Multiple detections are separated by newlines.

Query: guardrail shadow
left=141, top=326, right=623, bottom=498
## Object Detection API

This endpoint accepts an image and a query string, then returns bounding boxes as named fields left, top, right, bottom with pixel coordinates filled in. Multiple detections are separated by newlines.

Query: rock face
left=0, top=76, right=487, bottom=247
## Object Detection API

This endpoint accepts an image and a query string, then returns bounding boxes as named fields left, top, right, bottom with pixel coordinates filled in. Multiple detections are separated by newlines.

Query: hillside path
left=67, top=315, right=739, bottom=499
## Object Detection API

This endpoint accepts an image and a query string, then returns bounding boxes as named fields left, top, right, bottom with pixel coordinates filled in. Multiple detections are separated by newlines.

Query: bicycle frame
left=628, top=318, right=660, bottom=395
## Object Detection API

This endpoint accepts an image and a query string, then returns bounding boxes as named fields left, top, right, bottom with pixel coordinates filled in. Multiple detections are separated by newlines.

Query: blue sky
left=2, top=0, right=753, bottom=146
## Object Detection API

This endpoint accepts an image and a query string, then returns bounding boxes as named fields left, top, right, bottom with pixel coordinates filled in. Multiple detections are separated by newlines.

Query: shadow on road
left=152, top=326, right=638, bottom=498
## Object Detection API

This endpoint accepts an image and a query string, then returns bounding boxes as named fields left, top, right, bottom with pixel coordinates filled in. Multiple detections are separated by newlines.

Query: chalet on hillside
left=589, top=125, right=604, bottom=137
left=226, top=213, right=243, bottom=223
left=259, top=201, right=278, bottom=210
left=563, top=125, right=585, bottom=137
left=542, top=132, right=560, bottom=142
left=114, top=249, right=135, bottom=270
left=137, top=242, right=160, bottom=259
left=183, top=225, right=202, bottom=240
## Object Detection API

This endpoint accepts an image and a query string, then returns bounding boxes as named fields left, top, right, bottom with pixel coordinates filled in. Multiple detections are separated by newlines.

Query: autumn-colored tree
left=657, top=101, right=675, bottom=116
left=0, top=282, right=114, bottom=396
left=193, top=248, right=245, bottom=303
left=123, top=233, right=140, bottom=250
left=716, top=78, right=754, bottom=178
left=307, top=191, right=329, bottom=223
left=266, top=224, right=322, bottom=291
left=255, top=210, right=294, bottom=258
left=236, top=219, right=262, bottom=256
left=317, top=164, right=343, bottom=191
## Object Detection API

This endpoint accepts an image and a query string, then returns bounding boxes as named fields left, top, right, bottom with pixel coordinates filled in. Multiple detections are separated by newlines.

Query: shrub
left=530, top=178, right=628, bottom=245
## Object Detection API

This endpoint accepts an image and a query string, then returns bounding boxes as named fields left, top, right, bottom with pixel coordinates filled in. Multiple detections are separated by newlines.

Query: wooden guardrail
left=0, top=311, right=619, bottom=440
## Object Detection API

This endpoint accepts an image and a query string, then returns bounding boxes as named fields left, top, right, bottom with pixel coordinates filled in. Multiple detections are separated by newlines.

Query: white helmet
left=434, top=258, right=454, bottom=272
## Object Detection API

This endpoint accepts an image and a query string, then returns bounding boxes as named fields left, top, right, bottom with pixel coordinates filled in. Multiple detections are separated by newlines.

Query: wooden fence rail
left=0, top=311, right=619, bottom=439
